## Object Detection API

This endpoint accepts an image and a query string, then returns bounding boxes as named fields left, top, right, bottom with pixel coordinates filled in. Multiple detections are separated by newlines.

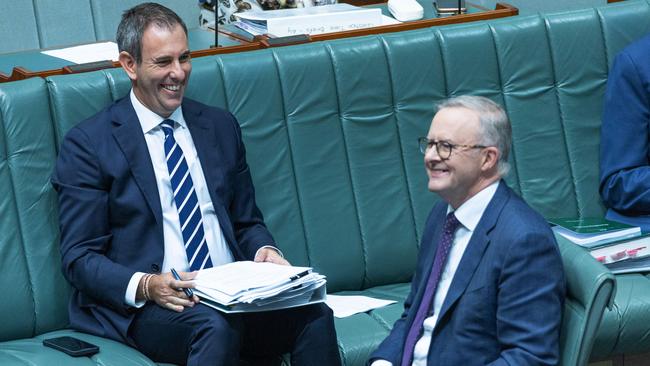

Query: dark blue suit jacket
left=51, top=96, right=275, bottom=344
left=370, top=182, right=564, bottom=365
left=600, top=33, right=650, bottom=230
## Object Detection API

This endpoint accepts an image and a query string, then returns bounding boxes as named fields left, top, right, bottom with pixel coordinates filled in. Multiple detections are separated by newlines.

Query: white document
left=235, top=4, right=383, bottom=37
left=325, top=295, right=396, bottom=318
left=382, top=15, right=402, bottom=25
left=195, top=261, right=312, bottom=296
left=41, top=41, right=119, bottom=64
left=194, top=261, right=327, bottom=313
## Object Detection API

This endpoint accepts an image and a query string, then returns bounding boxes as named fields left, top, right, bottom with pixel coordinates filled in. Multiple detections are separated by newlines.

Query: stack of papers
left=233, top=3, right=383, bottom=37
left=549, top=217, right=641, bottom=248
left=194, top=261, right=326, bottom=313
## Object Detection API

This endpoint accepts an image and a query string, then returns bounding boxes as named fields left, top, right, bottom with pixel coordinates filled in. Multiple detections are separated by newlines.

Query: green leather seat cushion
left=0, top=330, right=158, bottom=366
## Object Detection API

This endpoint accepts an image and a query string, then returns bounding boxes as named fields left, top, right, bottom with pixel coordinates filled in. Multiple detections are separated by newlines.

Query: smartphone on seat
left=43, top=336, right=100, bottom=357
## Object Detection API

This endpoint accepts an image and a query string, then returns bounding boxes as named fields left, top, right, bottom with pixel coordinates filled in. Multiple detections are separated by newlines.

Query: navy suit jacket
left=51, top=96, right=274, bottom=344
left=600, top=33, right=650, bottom=230
left=370, top=182, right=565, bottom=365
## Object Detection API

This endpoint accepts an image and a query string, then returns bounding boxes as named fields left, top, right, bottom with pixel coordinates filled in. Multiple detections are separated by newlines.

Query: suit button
left=151, top=264, right=160, bottom=273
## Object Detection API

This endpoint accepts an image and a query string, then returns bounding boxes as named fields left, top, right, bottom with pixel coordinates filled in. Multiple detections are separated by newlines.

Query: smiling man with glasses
left=370, top=95, right=565, bottom=366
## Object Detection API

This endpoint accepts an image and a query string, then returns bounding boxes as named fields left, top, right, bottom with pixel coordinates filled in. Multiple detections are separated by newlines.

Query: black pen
left=290, top=270, right=310, bottom=281
left=170, top=268, right=194, bottom=298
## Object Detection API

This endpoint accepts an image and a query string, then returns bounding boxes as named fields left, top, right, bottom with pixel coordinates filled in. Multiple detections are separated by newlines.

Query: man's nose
left=170, top=60, right=185, bottom=79
left=425, top=145, right=442, bottom=162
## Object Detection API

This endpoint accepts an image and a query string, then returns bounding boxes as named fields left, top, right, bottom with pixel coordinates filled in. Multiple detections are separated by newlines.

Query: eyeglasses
left=417, top=137, right=488, bottom=160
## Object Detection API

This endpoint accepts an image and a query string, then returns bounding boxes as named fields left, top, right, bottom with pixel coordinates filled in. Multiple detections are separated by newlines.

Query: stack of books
left=549, top=217, right=650, bottom=274
left=193, top=261, right=326, bottom=313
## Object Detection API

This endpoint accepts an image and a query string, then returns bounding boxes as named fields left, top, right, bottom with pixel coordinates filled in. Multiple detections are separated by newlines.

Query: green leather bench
left=3, top=1, right=650, bottom=365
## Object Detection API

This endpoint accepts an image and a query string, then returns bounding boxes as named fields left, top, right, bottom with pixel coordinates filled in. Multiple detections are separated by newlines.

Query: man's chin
left=427, top=181, right=448, bottom=193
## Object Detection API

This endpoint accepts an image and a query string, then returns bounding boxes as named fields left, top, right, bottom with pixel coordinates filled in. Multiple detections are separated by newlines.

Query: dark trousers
left=128, top=302, right=341, bottom=366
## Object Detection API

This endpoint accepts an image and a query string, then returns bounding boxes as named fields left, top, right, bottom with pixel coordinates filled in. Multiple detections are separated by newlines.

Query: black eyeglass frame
left=417, top=137, right=488, bottom=160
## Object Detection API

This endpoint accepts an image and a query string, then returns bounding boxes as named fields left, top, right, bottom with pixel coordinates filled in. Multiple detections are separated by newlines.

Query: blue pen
left=170, top=268, right=194, bottom=298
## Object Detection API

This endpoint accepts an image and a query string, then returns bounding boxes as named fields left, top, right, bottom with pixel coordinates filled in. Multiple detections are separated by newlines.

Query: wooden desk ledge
left=308, top=2, right=518, bottom=42
left=0, top=2, right=520, bottom=83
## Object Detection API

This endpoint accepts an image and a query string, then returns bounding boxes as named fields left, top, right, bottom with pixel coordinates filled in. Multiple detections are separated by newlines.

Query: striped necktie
left=160, top=119, right=213, bottom=271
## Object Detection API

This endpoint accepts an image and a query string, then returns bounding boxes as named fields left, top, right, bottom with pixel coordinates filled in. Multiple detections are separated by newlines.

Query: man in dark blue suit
left=600, top=34, right=650, bottom=231
left=51, top=3, right=340, bottom=365
left=370, top=96, right=564, bottom=366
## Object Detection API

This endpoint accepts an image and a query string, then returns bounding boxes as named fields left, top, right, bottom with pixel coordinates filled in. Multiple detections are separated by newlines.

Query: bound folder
left=193, top=261, right=327, bottom=313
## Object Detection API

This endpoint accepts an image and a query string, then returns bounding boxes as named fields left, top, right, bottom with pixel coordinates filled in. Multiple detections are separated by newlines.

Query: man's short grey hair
left=436, top=95, right=512, bottom=176
left=116, top=2, right=188, bottom=64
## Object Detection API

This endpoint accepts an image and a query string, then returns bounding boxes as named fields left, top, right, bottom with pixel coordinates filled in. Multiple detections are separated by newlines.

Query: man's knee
left=298, top=303, right=335, bottom=326
left=193, top=309, right=243, bottom=346
left=184, top=306, right=244, bottom=364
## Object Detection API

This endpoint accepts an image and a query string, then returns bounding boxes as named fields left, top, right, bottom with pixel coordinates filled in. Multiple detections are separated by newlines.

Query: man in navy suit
left=600, top=33, right=650, bottom=231
left=51, top=3, right=340, bottom=365
left=370, top=96, right=565, bottom=365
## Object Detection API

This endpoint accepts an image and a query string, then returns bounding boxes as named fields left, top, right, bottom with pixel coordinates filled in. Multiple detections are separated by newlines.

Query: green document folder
left=548, top=217, right=641, bottom=248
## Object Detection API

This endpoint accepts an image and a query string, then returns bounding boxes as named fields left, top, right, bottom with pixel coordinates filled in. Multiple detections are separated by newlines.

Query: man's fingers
left=160, top=291, right=195, bottom=312
left=167, top=302, right=184, bottom=313
left=170, top=278, right=196, bottom=289
left=177, top=270, right=198, bottom=280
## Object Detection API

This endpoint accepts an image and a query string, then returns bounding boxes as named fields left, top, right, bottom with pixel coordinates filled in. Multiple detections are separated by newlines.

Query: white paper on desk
left=235, top=4, right=382, bottom=37
left=382, top=15, right=402, bottom=25
left=41, top=41, right=119, bottom=64
left=325, top=295, right=396, bottom=318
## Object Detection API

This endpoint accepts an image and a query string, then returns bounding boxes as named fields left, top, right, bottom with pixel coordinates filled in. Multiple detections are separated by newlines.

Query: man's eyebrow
left=152, top=55, right=172, bottom=63
left=151, top=51, right=190, bottom=63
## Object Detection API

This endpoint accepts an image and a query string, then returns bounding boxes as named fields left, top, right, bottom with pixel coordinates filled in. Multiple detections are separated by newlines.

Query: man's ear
left=118, top=51, right=137, bottom=81
left=481, top=146, right=499, bottom=172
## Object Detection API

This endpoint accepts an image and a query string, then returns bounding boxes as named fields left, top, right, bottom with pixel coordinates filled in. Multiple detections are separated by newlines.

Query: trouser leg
left=241, top=303, right=341, bottom=366
left=128, top=303, right=243, bottom=366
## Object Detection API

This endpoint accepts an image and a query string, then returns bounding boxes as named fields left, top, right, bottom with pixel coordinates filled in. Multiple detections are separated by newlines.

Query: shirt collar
left=130, top=89, right=185, bottom=134
left=447, top=180, right=500, bottom=232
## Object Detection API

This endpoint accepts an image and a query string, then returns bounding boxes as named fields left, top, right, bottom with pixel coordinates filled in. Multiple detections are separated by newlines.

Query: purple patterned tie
left=401, top=212, right=461, bottom=366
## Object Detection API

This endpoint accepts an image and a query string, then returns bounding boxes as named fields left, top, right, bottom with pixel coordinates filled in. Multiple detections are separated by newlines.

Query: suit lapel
left=435, top=182, right=510, bottom=326
left=111, top=97, right=163, bottom=226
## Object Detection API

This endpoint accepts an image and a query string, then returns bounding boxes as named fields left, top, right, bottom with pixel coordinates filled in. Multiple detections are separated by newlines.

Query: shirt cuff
left=125, top=272, right=147, bottom=308
left=255, top=245, right=284, bottom=258
left=371, top=360, right=393, bottom=366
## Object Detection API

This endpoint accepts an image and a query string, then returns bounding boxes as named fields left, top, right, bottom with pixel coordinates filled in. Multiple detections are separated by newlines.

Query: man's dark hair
left=116, top=2, right=188, bottom=64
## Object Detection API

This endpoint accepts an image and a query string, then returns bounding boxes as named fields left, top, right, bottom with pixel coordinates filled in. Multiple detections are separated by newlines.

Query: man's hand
left=146, top=271, right=200, bottom=312
left=254, top=247, right=290, bottom=266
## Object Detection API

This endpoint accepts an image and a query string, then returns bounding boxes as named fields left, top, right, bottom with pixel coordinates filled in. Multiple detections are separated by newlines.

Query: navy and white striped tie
left=161, top=119, right=213, bottom=271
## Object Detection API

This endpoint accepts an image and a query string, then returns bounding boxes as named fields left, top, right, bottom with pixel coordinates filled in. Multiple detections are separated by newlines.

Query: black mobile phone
left=43, top=336, right=100, bottom=357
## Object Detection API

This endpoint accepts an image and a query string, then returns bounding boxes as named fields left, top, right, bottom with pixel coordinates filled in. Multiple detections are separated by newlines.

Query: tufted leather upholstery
left=3, top=1, right=650, bottom=364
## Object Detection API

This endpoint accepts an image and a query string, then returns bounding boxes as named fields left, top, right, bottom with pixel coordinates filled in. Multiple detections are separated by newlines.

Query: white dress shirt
left=124, top=90, right=234, bottom=306
left=372, top=180, right=499, bottom=366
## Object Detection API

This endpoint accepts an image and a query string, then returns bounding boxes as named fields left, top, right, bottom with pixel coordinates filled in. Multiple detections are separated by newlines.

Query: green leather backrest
left=0, top=3, right=40, bottom=53
left=33, top=0, right=97, bottom=48
left=1, top=0, right=650, bottom=344
left=0, top=78, right=69, bottom=342
left=91, top=0, right=202, bottom=41
left=0, top=1, right=201, bottom=55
